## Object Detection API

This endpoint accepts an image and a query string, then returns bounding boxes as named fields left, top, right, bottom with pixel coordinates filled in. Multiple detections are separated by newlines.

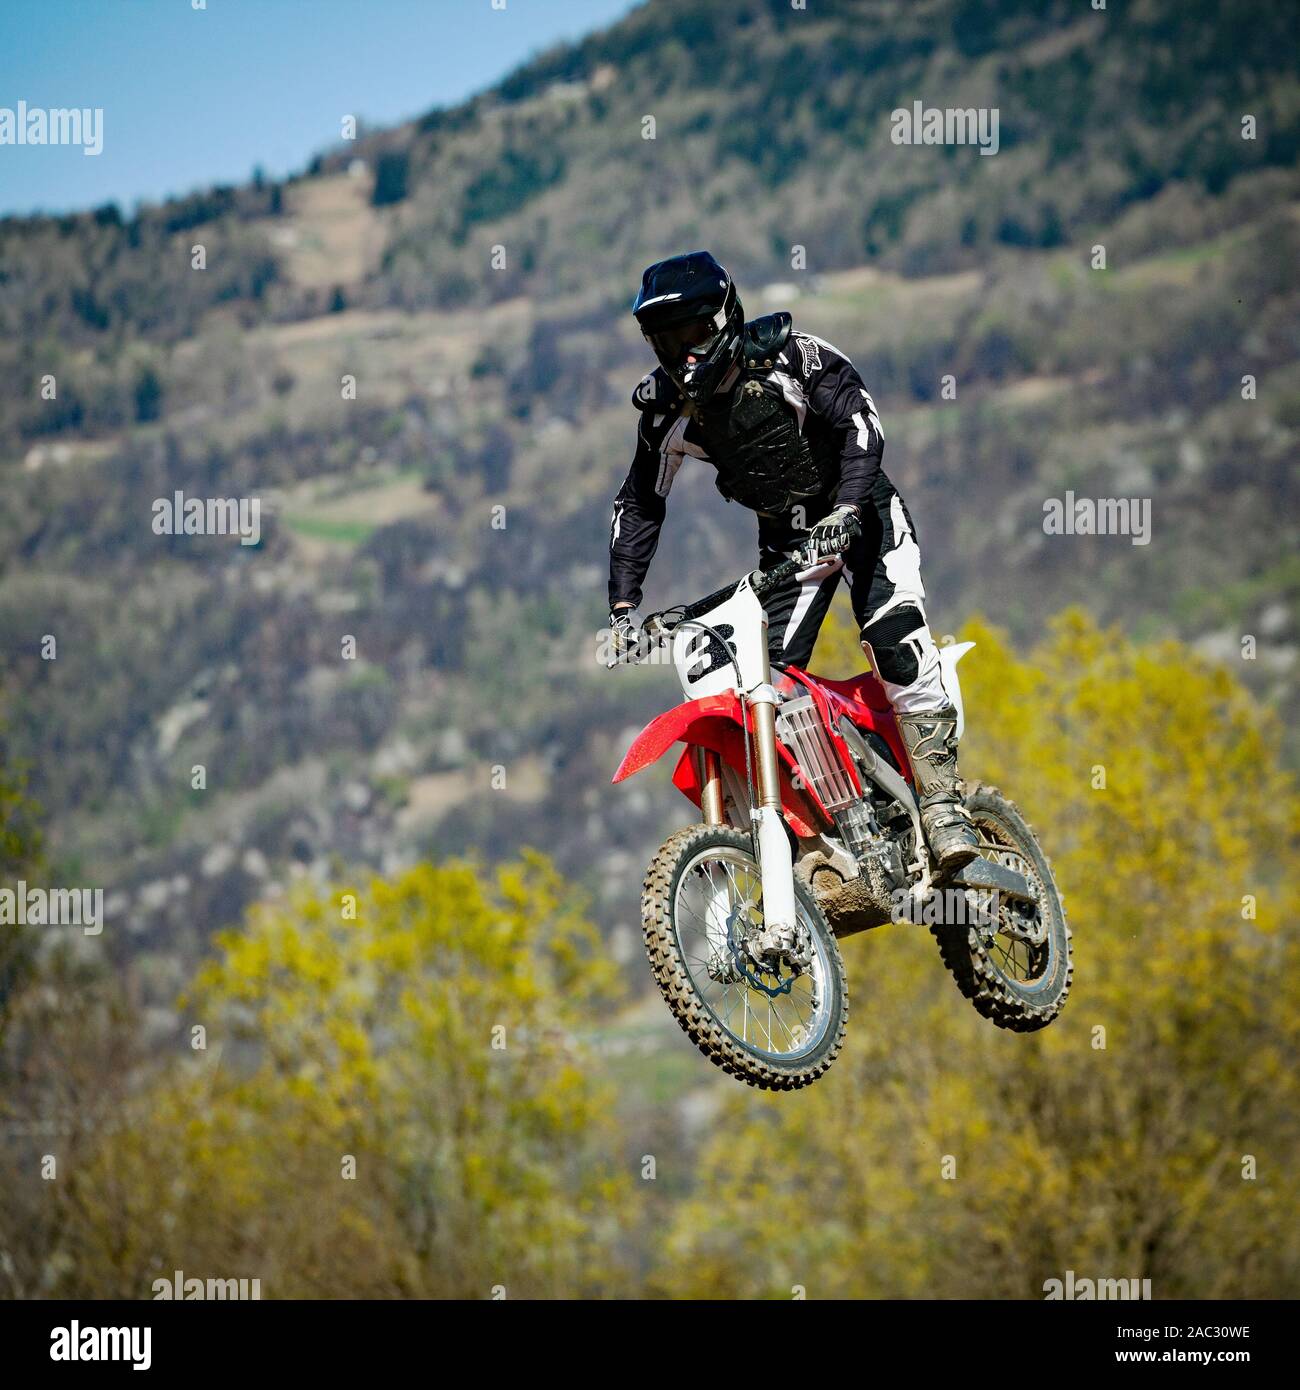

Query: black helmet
left=632, top=251, right=744, bottom=403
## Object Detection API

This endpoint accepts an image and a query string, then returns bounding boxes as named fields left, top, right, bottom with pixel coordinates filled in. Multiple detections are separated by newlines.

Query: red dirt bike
left=608, top=544, right=1072, bottom=1090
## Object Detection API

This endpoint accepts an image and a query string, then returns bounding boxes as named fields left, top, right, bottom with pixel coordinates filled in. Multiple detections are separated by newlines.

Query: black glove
left=807, top=505, right=861, bottom=558
left=609, top=608, right=643, bottom=660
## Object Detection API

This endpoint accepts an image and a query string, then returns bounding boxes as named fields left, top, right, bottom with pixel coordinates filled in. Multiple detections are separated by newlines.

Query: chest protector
left=692, top=313, right=836, bottom=514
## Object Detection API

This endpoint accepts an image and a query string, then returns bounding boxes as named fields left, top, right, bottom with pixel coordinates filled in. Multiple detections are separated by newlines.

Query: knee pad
left=861, top=604, right=926, bottom=687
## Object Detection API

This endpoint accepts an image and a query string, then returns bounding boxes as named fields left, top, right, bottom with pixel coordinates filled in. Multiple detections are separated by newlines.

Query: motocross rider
left=608, top=250, right=979, bottom=876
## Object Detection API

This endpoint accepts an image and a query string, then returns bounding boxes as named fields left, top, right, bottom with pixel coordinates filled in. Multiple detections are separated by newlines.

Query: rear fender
left=937, top=640, right=975, bottom=740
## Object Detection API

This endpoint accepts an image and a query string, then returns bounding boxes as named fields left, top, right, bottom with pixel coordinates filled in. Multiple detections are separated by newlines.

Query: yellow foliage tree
left=45, top=853, right=632, bottom=1298
left=652, top=608, right=1300, bottom=1298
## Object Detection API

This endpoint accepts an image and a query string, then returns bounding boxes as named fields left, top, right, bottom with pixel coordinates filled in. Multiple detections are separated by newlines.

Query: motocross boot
left=895, top=706, right=979, bottom=880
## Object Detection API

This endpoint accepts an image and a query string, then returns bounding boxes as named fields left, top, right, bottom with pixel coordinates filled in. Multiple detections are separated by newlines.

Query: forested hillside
left=0, top=0, right=1296, bottom=983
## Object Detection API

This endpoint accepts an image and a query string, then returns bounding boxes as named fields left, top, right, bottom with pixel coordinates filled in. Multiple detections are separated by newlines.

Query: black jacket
left=608, top=319, right=885, bottom=609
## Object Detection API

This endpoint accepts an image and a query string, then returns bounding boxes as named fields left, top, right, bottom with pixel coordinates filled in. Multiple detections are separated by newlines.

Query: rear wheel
left=642, top=824, right=847, bottom=1090
left=930, top=785, right=1072, bottom=1032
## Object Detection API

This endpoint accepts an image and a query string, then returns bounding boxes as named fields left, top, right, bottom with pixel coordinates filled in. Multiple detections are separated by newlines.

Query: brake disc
left=1002, top=903, right=1046, bottom=946
left=978, top=840, right=1046, bottom=946
left=728, top=908, right=808, bottom=997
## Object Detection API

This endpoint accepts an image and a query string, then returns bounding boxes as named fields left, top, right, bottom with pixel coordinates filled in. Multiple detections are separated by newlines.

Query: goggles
left=645, top=312, right=724, bottom=368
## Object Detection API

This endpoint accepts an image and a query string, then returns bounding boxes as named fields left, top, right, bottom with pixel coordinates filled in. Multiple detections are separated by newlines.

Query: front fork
left=696, top=684, right=797, bottom=941
left=747, top=685, right=799, bottom=939
left=699, top=747, right=725, bottom=826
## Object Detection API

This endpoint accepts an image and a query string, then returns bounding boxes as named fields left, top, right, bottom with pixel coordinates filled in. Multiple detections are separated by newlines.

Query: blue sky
left=0, top=0, right=640, bottom=216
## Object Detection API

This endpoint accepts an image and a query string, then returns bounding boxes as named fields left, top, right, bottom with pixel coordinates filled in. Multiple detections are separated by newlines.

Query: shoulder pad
left=741, top=312, right=793, bottom=370
left=632, top=366, right=681, bottom=413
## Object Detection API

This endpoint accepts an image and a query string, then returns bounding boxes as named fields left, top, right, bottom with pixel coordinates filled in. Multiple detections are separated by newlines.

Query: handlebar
left=610, top=541, right=832, bottom=665
left=750, top=553, right=806, bottom=600
left=677, top=541, right=825, bottom=616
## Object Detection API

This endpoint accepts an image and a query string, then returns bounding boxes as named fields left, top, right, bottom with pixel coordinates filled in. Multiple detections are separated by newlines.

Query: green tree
left=19, top=854, right=632, bottom=1298
left=371, top=149, right=411, bottom=207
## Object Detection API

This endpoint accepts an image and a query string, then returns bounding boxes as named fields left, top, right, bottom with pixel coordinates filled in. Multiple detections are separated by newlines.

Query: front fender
left=612, top=693, right=828, bottom=838
left=612, top=694, right=744, bottom=783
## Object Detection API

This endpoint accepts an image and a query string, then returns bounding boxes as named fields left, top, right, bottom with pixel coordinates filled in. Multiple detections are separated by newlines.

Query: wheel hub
left=728, top=904, right=810, bottom=996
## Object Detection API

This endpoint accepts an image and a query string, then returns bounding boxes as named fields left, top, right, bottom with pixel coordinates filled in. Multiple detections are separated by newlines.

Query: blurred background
left=0, top=0, right=1297, bottom=1298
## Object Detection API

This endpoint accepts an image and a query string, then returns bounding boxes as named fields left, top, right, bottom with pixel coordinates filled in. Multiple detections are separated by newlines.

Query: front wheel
left=931, top=785, right=1073, bottom=1032
left=641, top=824, right=848, bottom=1090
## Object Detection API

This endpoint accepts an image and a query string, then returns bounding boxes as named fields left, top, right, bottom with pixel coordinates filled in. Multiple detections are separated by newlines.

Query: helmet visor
left=645, top=312, right=724, bottom=370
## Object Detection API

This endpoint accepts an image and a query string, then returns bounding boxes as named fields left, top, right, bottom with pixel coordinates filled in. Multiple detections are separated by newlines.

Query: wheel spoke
left=672, top=843, right=830, bottom=1061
